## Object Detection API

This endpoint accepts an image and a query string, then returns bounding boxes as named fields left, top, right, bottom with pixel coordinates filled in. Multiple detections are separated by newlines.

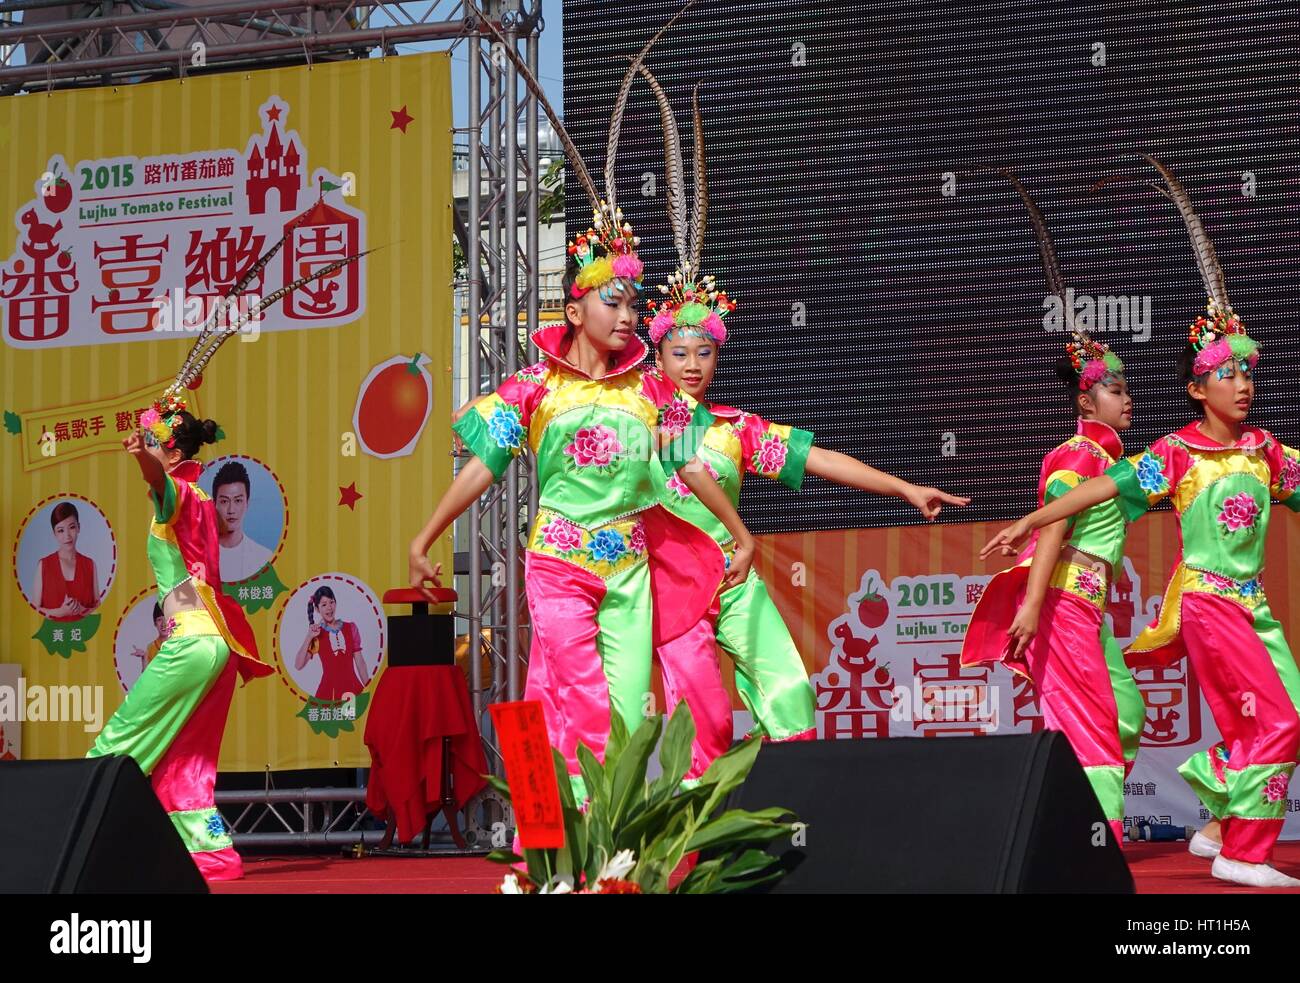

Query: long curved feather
left=170, top=214, right=306, bottom=389
left=605, top=0, right=697, bottom=218
left=1002, top=170, right=1063, bottom=298
left=690, top=83, right=708, bottom=275
left=1144, top=154, right=1229, bottom=311
left=466, top=0, right=601, bottom=213
left=163, top=248, right=374, bottom=396
left=637, top=64, right=688, bottom=270
left=1002, top=170, right=1078, bottom=335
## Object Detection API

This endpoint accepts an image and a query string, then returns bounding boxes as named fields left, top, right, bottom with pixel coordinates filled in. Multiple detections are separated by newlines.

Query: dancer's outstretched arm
left=407, top=457, right=495, bottom=602
left=981, top=475, right=1118, bottom=559
left=677, top=462, right=755, bottom=591
left=806, top=446, right=970, bottom=520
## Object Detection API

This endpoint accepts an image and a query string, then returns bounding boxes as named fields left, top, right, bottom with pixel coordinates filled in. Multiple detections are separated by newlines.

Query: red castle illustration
left=245, top=103, right=301, bottom=215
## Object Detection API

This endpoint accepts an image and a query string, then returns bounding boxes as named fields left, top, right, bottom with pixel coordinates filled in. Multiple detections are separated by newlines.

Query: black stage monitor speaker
left=727, top=731, right=1134, bottom=893
left=0, top=756, right=208, bottom=893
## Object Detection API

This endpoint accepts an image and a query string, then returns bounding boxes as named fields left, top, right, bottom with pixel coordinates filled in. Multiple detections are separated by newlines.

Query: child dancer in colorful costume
left=636, top=66, right=969, bottom=780
left=410, top=8, right=753, bottom=799
left=962, top=174, right=1143, bottom=842
left=982, top=157, right=1300, bottom=887
left=88, top=229, right=363, bottom=883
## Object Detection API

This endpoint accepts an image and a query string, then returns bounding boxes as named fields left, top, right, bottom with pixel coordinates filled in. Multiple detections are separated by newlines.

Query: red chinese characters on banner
left=816, top=657, right=895, bottom=740
left=2, top=208, right=79, bottom=342
left=90, top=234, right=169, bottom=334
left=1134, top=659, right=1202, bottom=748
left=911, top=652, right=1001, bottom=737
left=283, top=198, right=360, bottom=320
left=184, top=226, right=267, bottom=312
left=1011, top=671, right=1044, bottom=731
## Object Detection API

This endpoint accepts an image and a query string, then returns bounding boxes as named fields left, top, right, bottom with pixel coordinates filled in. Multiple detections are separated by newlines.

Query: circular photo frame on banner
left=13, top=494, right=117, bottom=619
left=198, top=455, right=288, bottom=585
left=112, top=586, right=170, bottom=694
left=274, top=574, right=386, bottom=736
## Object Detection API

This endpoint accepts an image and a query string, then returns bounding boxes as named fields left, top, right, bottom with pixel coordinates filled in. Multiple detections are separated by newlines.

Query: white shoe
left=1211, top=855, right=1300, bottom=888
left=1189, top=830, right=1222, bottom=859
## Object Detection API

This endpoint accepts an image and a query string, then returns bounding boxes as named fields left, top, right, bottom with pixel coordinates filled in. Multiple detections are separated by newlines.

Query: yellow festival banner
left=1, top=54, right=453, bottom=769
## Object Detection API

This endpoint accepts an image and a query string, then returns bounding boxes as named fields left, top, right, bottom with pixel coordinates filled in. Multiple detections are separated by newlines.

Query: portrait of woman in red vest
left=31, top=501, right=101, bottom=622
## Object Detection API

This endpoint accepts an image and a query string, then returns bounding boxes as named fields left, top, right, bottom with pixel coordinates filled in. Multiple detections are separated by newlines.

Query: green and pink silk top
left=1105, top=422, right=1300, bottom=666
left=452, top=325, right=727, bottom=641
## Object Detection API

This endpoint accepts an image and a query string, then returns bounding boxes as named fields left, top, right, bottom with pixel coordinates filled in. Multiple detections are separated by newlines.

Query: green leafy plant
left=486, top=702, right=797, bottom=893
left=539, top=157, right=565, bottom=227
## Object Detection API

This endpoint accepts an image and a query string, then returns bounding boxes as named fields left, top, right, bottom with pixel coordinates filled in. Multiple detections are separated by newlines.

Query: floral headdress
left=1145, top=155, right=1259, bottom=376
left=636, top=67, right=733, bottom=346
left=472, top=1, right=698, bottom=302
left=139, top=393, right=188, bottom=449
left=1004, top=170, right=1124, bottom=389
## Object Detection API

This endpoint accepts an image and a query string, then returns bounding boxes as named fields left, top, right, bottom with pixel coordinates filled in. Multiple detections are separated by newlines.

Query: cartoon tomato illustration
left=43, top=170, right=72, bottom=214
left=857, top=578, right=890, bottom=629
left=352, top=353, right=433, bottom=458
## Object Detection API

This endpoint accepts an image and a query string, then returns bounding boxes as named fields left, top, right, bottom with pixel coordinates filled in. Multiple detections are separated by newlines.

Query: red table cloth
left=364, top=665, right=488, bottom=844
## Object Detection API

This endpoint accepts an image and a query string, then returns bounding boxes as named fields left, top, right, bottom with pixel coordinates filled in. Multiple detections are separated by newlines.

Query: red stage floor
left=210, top=842, right=1300, bottom=894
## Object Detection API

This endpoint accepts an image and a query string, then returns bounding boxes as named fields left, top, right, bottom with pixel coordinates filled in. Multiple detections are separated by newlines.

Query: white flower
left=597, top=848, right=637, bottom=884
left=539, top=877, right=573, bottom=894
left=499, top=873, right=524, bottom=894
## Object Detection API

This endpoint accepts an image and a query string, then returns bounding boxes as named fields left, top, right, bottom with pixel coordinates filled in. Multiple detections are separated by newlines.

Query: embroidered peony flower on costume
left=488, top=404, right=526, bottom=450
left=541, top=517, right=583, bottom=554
left=1201, top=571, right=1239, bottom=593
left=752, top=433, right=789, bottom=476
left=588, top=528, right=628, bottom=565
left=206, top=812, right=227, bottom=838
left=628, top=520, right=647, bottom=555
left=1074, top=568, right=1105, bottom=600
left=565, top=425, right=623, bottom=469
left=1280, top=456, right=1300, bottom=494
left=515, top=362, right=547, bottom=385
left=1263, top=772, right=1290, bottom=804
left=1217, top=492, right=1261, bottom=533
left=1135, top=451, right=1169, bottom=495
left=659, top=396, right=693, bottom=438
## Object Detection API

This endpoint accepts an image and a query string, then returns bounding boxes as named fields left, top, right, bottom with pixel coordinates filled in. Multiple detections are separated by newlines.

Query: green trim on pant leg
left=595, top=562, right=655, bottom=737
left=1179, top=746, right=1229, bottom=820
left=1101, top=623, right=1143, bottom=769
left=1225, top=761, right=1296, bottom=821
left=86, top=635, right=230, bottom=775
left=1082, top=763, right=1125, bottom=823
left=1253, top=601, right=1300, bottom=714
left=716, top=570, right=814, bottom=741
left=568, top=773, right=589, bottom=806
left=170, top=807, right=234, bottom=854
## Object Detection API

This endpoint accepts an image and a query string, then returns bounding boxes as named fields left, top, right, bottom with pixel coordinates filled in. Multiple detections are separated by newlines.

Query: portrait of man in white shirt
left=213, top=460, right=275, bottom=581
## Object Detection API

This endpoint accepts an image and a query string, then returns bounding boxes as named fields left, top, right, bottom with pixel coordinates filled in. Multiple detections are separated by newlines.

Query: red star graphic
left=390, top=105, right=414, bottom=134
left=265, top=105, right=282, bottom=122
left=338, top=482, right=363, bottom=510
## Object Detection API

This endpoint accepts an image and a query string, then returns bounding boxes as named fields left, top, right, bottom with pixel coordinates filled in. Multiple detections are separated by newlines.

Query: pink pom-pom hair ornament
left=1144, top=155, right=1260, bottom=376
left=465, top=0, right=700, bottom=304
left=636, top=63, right=736, bottom=347
left=1003, top=169, right=1125, bottom=390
